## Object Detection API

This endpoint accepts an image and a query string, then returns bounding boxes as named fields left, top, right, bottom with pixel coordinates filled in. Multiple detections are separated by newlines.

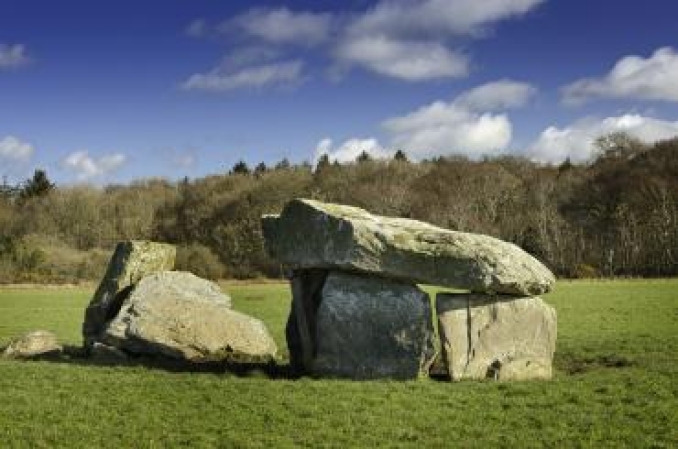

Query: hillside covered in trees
left=1, top=133, right=676, bottom=283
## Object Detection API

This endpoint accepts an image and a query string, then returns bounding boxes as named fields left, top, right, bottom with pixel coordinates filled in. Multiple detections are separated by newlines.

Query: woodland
left=1, top=132, right=676, bottom=283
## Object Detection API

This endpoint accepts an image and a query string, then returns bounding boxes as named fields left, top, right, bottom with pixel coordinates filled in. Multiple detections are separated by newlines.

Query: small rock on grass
left=2, top=330, right=62, bottom=360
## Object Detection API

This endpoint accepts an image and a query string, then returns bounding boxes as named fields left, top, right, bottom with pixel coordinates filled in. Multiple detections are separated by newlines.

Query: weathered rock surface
left=312, top=271, right=436, bottom=379
left=83, top=240, right=176, bottom=348
left=262, top=199, right=555, bottom=296
left=103, top=271, right=277, bottom=362
left=2, top=330, right=62, bottom=359
left=436, top=293, right=557, bottom=381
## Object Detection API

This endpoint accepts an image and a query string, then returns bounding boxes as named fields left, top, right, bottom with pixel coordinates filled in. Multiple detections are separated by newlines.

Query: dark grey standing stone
left=312, top=271, right=436, bottom=380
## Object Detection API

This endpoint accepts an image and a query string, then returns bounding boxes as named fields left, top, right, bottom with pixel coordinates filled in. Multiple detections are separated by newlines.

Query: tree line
left=0, top=132, right=676, bottom=283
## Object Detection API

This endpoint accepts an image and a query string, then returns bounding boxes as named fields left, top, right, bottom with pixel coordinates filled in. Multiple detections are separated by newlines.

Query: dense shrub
left=175, top=243, right=226, bottom=280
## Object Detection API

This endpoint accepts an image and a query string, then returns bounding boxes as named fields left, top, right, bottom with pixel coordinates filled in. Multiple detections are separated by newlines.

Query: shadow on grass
left=23, top=344, right=300, bottom=379
left=557, top=353, right=636, bottom=375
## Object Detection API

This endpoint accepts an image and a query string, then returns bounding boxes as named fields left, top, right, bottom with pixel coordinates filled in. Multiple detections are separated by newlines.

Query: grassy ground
left=0, top=279, right=676, bottom=448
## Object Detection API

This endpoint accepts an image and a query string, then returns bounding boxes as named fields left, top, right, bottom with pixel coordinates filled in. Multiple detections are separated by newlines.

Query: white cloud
left=456, top=79, right=537, bottom=110
left=335, top=36, right=468, bottom=81
left=61, top=151, right=127, bottom=180
left=0, top=136, right=34, bottom=162
left=335, top=0, right=543, bottom=80
left=182, top=60, right=304, bottom=92
left=0, top=44, right=30, bottom=69
left=527, top=114, right=678, bottom=163
left=315, top=137, right=392, bottom=163
left=382, top=80, right=535, bottom=158
left=229, top=7, right=332, bottom=46
left=563, top=47, right=678, bottom=104
left=347, top=0, right=544, bottom=38
left=204, top=1, right=544, bottom=82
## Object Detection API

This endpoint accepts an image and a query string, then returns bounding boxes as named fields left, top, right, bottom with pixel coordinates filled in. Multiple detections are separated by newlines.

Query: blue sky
left=1, top=0, right=677, bottom=184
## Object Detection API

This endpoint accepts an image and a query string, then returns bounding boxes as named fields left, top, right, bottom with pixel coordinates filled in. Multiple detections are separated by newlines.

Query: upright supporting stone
left=436, top=293, right=557, bottom=381
left=286, top=269, right=328, bottom=374
left=313, top=271, right=436, bottom=380
left=82, top=240, right=176, bottom=349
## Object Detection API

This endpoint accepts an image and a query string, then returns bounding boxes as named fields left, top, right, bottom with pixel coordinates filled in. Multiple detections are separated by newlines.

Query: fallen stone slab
left=82, top=240, right=176, bottom=349
left=311, top=271, right=436, bottom=380
left=103, top=271, right=277, bottom=363
left=2, top=330, right=62, bottom=360
left=436, top=293, right=557, bottom=381
left=262, top=199, right=555, bottom=296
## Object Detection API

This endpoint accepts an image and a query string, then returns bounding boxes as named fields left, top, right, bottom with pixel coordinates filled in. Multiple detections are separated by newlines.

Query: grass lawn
left=0, top=279, right=676, bottom=448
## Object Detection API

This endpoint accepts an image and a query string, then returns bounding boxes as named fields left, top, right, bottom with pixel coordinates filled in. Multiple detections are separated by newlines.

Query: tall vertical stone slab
left=313, top=271, right=436, bottom=380
left=82, top=240, right=176, bottom=349
left=436, top=293, right=557, bottom=381
left=285, top=269, right=328, bottom=374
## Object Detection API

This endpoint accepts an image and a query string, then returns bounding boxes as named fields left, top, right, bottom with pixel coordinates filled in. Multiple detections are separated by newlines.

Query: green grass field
left=1, top=280, right=676, bottom=448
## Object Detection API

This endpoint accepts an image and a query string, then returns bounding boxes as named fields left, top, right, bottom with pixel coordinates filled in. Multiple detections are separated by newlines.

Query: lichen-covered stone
left=313, top=271, right=436, bottom=379
left=262, top=199, right=555, bottom=295
left=2, top=330, right=62, bottom=359
left=436, top=293, right=557, bottom=381
left=103, top=271, right=276, bottom=363
left=82, top=240, right=176, bottom=349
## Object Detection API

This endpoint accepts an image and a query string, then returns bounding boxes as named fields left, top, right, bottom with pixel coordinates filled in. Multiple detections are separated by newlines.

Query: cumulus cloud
left=61, top=151, right=127, bottom=181
left=182, top=60, right=303, bottom=92
left=382, top=80, right=536, bottom=159
left=563, top=47, right=678, bottom=104
left=0, top=136, right=34, bottom=162
left=228, top=7, right=332, bottom=46
left=335, top=0, right=543, bottom=80
left=527, top=114, right=678, bottom=163
left=313, top=80, right=536, bottom=162
left=335, top=36, right=468, bottom=81
left=315, top=137, right=392, bottom=163
left=0, top=44, right=30, bottom=69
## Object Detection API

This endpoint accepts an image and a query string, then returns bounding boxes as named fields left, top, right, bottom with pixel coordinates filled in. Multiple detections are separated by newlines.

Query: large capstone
left=262, top=199, right=555, bottom=296
left=102, top=271, right=277, bottom=363
left=82, top=240, right=176, bottom=349
left=436, top=293, right=557, bottom=381
left=311, top=271, right=436, bottom=380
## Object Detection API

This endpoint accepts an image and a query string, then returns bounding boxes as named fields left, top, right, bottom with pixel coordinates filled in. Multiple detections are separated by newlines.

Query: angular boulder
left=83, top=240, right=176, bottom=349
left=263, top=199, right=555, bottom=296
left=312, top=271, right=436, bottom=379
left=2, top=330, right=62, bottom=359
left=103, top=271, right=277, bottom=363
left=436, top=293, right=557, bottom=381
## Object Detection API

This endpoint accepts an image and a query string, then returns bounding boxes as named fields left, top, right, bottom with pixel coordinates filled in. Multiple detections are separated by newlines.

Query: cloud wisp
left=61, top=151, right=127, bottom=181
left=562, top=47, right=678, bottom=104
left=182, top=60, right=304, bottom=92
left=0, top=44, right=30, bottom=69
left=0, top=136, right=34, bottom=162
left=228, top=7, right=333, bottom=47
